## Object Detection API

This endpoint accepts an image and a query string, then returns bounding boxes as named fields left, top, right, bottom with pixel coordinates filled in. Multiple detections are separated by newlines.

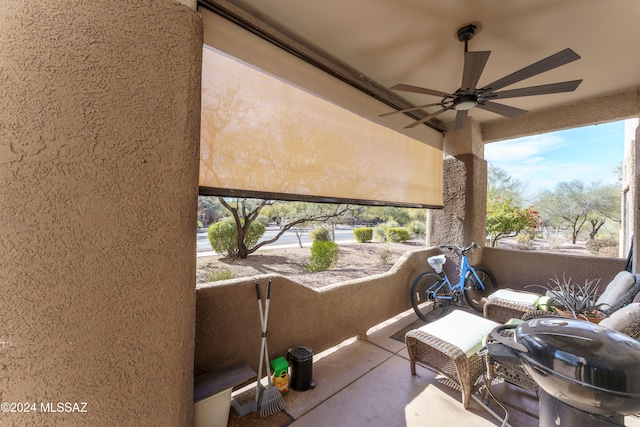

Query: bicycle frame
left=411, top=242, right=497, bottom=319
left=428, top=250, right=486, bottom=299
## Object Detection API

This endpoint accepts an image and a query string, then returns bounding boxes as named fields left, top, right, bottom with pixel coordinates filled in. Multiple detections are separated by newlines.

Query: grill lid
left=515, top=317, right=640, bottom=416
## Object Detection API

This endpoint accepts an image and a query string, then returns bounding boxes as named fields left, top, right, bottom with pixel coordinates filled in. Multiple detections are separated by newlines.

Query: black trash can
left=287, top=346, right=315, bottom=391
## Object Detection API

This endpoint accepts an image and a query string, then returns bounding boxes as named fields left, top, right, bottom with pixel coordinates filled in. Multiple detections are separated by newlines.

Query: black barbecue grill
left=487, top=317, right=640, bottom=426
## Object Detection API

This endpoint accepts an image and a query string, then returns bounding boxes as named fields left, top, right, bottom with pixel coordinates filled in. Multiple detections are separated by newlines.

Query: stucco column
left=427, top=118, right=487, bottom=258
left=0, top=2, right=201, bottom=426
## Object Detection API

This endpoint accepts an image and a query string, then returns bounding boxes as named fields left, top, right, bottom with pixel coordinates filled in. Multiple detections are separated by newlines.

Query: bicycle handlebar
left=437, top=242, right=479, bottom=254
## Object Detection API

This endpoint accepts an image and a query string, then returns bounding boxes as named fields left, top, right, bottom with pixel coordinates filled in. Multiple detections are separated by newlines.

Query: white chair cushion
left=596, top=271, right=636, bottom=310
left=417, top=310, right=500, bottom=358
left=487, top=289, right=540, bottom=308
left=600, top=302, right=640, bottom=331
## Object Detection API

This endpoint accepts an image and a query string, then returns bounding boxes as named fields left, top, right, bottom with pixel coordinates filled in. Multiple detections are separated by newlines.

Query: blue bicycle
left=410, top=243, right=497, bottom=321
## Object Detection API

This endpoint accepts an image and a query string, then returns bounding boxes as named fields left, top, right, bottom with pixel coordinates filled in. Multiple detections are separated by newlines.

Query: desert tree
left=217, top=198, right=355, bottom=258
left=535, top=181, right=591, bottom=244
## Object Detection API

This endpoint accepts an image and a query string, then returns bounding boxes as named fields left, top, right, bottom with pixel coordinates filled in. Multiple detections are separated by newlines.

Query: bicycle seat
left=427, top=254, right=446, bottom=273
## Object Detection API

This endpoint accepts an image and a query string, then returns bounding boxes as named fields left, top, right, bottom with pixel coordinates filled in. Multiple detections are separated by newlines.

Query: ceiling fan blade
left=477, top=101, right=528, bottom=118
left=480, top=48, right=581, bottom=93
left=404, top=107, right=451, bottom=129
left=461, top=51, right=490, bottom=92
left=391, top=84, right=451, bottom=98
left=454, top=110, right=468, bottom=130
left=491, top=80, right=582, bottom=100
left=378, top=102, right=443, bottom=117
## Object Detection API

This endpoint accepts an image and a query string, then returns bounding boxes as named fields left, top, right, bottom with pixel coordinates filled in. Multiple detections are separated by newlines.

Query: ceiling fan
left=381, top=23, right=582, bottom=131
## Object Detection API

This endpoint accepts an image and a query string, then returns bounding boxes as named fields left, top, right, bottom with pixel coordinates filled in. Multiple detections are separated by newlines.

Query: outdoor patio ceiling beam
left=197, top=0, right=444, bottom=134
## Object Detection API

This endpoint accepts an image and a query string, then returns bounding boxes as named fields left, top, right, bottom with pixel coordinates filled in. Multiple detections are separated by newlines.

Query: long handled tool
left=252, top=279, right=267, bottom=411
left=256, top=278, right=286, bottom=417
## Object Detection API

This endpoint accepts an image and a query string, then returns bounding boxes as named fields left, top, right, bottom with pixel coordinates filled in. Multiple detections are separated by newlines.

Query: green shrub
left=310, top=226, right=332, bottom=242
left=207, top=219, right=266, bottom=258
left=407, top=220, right=425, bottom=239
left=585, top=238, right=618, bottom=256
left=197, top=220, right=203, bottom=230
left=386, top=227, right=410, bottom=243
left=303, top=241, right=339, bottom=272
left=207, top=269, right=235, bottom=282
left=374, top=225, right=387, bottom=242
left=515, top=233, right=534, bottom=250
left=353, top=227, right=373, bottom=243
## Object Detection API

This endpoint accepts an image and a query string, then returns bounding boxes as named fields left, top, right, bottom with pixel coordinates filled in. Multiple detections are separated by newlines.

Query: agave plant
left=530, top=274, right=602, bottom=319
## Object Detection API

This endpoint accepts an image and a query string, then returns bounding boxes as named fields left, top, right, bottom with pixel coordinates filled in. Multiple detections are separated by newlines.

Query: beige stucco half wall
left=194, top=247, right=626, bottom=378
left=0, top=1, right=201, bottom=426
left=195, top=248, right=432, bottom=375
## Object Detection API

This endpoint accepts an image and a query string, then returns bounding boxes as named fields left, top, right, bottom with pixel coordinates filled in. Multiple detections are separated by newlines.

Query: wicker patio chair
left=485, top=275, right=640, bottom=400
left=483, top=289, right=542, bottom=324
left=622, top=319, right=640, bottom=339
left=405, top=310, right=499, bottom=409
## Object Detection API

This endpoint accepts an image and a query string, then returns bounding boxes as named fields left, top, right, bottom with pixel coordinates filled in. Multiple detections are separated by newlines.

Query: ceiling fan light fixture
left=453, top=94, right=477, bottom=110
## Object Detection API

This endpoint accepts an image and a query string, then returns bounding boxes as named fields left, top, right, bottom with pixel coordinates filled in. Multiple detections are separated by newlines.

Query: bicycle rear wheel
left=463, top=266, right=497, bottom=312
left=410, top=272, right=450, bottom=321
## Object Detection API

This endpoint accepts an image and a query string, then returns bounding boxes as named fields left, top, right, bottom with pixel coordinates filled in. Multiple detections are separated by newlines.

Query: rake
left=256, top=278, right=286, bottom=417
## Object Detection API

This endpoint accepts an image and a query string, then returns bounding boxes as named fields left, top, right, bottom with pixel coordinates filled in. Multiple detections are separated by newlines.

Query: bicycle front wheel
left=463, top=266, right=497, bottom=312
left=410, top=272, right=450, bottom=321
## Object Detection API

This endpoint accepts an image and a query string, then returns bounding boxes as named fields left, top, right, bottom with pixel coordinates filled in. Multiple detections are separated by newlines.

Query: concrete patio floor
left=226, top=307, right=640, bottom=427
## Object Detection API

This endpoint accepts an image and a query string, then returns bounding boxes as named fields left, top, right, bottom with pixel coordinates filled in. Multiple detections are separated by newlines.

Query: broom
left=256, top=278, right=287, bottom=417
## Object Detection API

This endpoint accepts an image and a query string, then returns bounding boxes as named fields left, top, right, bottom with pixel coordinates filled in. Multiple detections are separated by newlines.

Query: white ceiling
left=203, top=0, right=640, bottom=133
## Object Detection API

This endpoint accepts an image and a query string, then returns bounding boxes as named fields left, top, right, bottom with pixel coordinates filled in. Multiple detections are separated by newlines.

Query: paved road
left=197, top=225, right=357, bottom=253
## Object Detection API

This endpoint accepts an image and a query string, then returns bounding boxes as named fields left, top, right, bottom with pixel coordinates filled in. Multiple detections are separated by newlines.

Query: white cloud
left=484, top=121, right=624, bottom=202
left=485, top=134, right=565, bottom=163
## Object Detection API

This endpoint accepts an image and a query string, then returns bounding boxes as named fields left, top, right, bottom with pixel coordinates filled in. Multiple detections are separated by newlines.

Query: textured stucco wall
left=195, top=248, right=434, bottom=375
left=427, top=118, right=487, bottom=255
left=0, top=1, right=202, bottom=426
left=195, top=247, right=625, bottom=378
left=480, top=248, right=625, bottom=292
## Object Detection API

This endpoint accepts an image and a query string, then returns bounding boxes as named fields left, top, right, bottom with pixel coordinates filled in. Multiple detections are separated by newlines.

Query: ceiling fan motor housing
left=456, top=24, right=477, bottom=43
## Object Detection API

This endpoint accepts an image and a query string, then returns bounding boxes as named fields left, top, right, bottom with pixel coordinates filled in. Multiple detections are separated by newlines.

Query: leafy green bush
left=197, top=220, right=203, bottom=230
left=310, top=226, right=332, bottom=242
left=303, top=241, right=339, bottom=272
left=353, top=227, right=373, bottom=243
left=407, top=220, right=425, bottom=239
left=207, top=219, right=266, bottom=258
left=386, top=227, right=410, bottom=243
left=585, top=238, right=618, bottom=256
left=207, top=269, right=235, bottom=282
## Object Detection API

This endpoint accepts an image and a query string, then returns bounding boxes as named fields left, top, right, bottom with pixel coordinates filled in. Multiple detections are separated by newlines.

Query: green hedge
left=386, top=227, right=411, bottom=243
left=304, top=241, right=339, bottom=272
left=353, top=227, right=373, bottom=243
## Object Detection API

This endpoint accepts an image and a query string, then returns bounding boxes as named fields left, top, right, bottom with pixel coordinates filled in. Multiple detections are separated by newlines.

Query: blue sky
left=485, top=120, right=625, bottom=202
